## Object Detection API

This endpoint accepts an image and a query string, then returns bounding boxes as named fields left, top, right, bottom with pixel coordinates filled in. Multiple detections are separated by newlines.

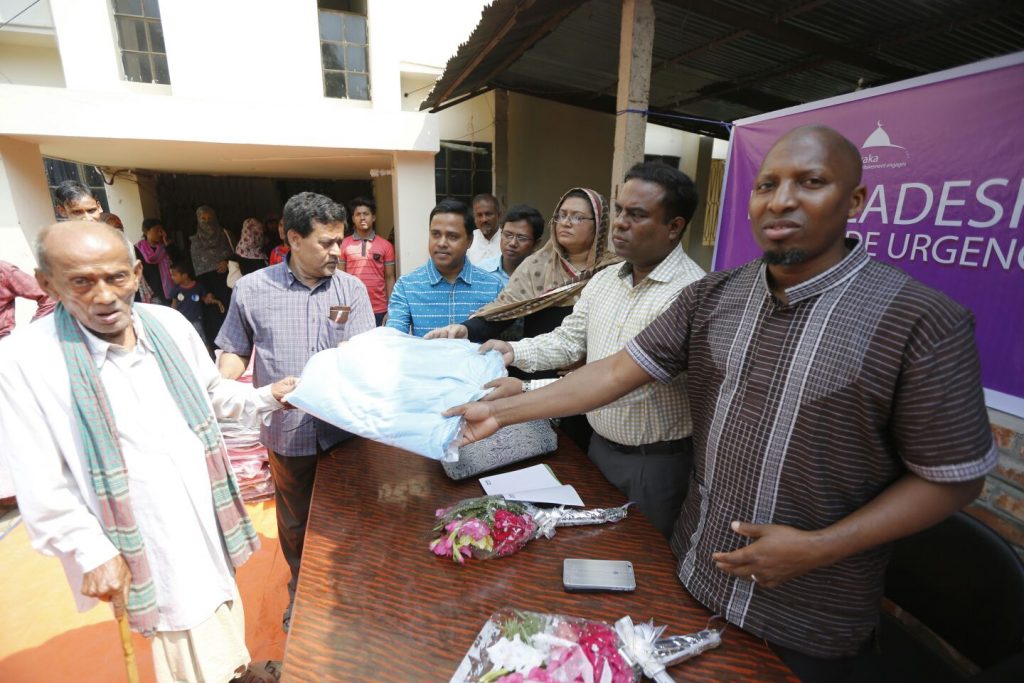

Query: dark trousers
left=196, top=270, right=230, bottom=345
left=587, top=433, right=693, bottom=538
left=374, top=311, right=387, bottom=326
left=769, top=636, right=889, bottom=683
left=268, top=448, right=326, bottom=600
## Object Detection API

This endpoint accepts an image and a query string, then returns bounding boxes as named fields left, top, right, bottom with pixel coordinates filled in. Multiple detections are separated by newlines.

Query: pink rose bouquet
left=429, top=496, right=630, bottom=563
left=451, top=610, right=726, bottom=683
left=450, top=610, right=638, bottom=683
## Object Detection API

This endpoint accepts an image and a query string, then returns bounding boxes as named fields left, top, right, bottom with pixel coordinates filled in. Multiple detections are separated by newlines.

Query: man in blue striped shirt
left=386, top=199, right=503, bottom=337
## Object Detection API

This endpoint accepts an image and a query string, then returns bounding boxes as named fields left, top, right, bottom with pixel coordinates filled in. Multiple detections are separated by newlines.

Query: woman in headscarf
left=430, top=187, right=619, bottom=451
left=190, top=205, right=234, bottom=342
left=134, top=218, right=177, bottom=304
left=232, top=217, right=268, bottom=275
left=431, top=187, right=620, bottom=351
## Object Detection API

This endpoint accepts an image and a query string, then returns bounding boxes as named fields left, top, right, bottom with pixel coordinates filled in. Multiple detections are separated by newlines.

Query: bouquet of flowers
left=430, top=495, right=631, bottom=563
left=449, top=610, right=638, bottom=683
left=450, top=610, right=726, bottom=683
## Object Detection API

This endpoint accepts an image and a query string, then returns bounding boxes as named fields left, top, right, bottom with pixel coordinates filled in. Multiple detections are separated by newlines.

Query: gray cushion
left=442, top=420, right=558, bottom=480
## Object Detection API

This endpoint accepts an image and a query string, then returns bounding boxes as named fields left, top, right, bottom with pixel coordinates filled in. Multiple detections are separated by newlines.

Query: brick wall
left=966, top=409, right=1024, bottom=560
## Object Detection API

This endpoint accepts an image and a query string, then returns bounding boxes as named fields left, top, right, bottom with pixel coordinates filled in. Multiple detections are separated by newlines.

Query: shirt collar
left=478, top=256, right=506, bottom=276
left=761, top=238, right=870, bottom=305
left=284, top=255, right=332, bottom=291
left=426, top=257, right=473, bottom=285
left=616, top=243, right=687, bottom=284
left=352, top=230, right=377, bottom=241
left=79, top=309, right=154, bottom=369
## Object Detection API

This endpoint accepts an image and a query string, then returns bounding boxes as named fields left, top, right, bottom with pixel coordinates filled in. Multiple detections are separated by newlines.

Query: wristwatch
left=521, top=379, right=532, bottom=393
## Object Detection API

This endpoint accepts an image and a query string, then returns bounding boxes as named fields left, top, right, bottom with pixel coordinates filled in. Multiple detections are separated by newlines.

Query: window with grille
left=43, top=158, right=110, bottom=219
left=435, top=142, right=493, bottom=205
left=318, top=1, right=370, bottom=101
left=111, top=0, right=168, bottom=84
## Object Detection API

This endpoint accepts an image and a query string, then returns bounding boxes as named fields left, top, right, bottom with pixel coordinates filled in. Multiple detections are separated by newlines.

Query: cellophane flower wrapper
left=429, top=495, right=631, bottom=563
left=449, top=609, right=640, bottom=683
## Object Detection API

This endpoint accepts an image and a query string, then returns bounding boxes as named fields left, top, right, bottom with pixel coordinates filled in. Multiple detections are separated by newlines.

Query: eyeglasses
left=552, top=212, right=595, bottom=226
left=501, top=231, right=534, bottom=245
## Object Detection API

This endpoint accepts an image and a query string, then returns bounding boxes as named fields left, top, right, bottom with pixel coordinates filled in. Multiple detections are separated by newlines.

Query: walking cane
left=115, top=600, right=140, bottom=683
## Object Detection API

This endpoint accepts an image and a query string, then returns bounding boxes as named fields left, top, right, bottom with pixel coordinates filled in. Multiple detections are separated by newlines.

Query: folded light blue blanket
left=285, top=327, right=506, bottom=461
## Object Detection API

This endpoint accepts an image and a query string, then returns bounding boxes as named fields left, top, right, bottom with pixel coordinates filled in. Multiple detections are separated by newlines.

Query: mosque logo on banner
left=859, top=122, right=910, bottom=170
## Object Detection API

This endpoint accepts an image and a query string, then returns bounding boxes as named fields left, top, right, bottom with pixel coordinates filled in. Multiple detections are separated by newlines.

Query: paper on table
left=502, top=485, right=584, bottom=507
left=479, top=464, right=585, bottom=507
left=480, top=464, right=560, bottom=495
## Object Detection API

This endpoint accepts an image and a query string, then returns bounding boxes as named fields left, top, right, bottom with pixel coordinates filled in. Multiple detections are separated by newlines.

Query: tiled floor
left=0, top=500, right=290, bottom=683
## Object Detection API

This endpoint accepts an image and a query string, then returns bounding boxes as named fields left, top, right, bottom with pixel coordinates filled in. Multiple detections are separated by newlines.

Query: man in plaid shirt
left=217, top=192, right=374, bottom=632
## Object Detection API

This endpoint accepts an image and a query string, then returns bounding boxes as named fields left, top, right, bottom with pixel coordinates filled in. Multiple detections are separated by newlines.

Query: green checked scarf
left=55, top=304, right=259, bottom=635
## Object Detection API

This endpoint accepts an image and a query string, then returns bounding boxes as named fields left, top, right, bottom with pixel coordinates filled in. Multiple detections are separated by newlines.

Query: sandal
left=231, top=660, right=282, bottom=683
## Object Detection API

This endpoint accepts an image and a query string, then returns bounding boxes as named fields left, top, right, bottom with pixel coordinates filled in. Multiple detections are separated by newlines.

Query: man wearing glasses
left=457, top=162, right=706, bottom=537
left=476, top=204, right=545, bottom=286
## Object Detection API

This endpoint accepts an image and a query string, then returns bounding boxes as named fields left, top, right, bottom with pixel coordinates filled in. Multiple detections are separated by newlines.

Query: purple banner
left=714, top=54, right=1024, bottom=415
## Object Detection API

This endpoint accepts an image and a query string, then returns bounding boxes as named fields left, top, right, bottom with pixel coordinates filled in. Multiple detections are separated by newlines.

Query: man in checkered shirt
left=451, top=127, right=995, bottom=681
left=217, top=192, right=374, bottom=632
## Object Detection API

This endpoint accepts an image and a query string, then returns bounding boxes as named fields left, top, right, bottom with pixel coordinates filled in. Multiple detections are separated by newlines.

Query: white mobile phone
left=562, top=558, right=636, bottom=592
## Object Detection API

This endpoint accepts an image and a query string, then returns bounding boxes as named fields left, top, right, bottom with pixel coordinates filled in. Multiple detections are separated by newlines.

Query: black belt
left=594, top=433, right=691, bottom=456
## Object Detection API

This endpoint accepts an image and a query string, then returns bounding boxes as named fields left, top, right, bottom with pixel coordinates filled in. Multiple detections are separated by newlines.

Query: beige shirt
left=511, top=244, right=705, bottom=445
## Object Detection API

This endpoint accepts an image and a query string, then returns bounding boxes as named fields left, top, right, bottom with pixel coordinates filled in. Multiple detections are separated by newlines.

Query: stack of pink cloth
left=219, top=353, right=275, bottom=503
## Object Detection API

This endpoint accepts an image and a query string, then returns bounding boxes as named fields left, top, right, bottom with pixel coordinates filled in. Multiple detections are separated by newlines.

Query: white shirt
left=466, top=229, right=502, bottom=264
left=0, top=304, right=281, bottom=630
left=511, top=244, right=705, bottom=445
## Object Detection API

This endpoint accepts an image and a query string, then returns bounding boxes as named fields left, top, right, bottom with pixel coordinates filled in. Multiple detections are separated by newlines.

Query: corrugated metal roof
left=423, top=0, right=1024, bottom=139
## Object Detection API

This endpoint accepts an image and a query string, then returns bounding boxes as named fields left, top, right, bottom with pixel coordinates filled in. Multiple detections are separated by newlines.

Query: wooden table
left=283, top=435, right=796, bottom=682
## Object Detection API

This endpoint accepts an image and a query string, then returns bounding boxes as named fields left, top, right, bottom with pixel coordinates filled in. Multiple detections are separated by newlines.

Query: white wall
left=712, top=138, right=729, bottom=159
left=161, top=0, right=324, bottom=102
left=0, top=0, right=53, bottom=29
left=104, top=172, right=145, bottom=242
left=0, top=84, right=437, bottom=154
left=49, top=0, right=123, bottom=91
left=0, top=43, right=65, bottom=87
left=507, top=93, right=616, bottom=219
left=0, top=137, right=57, bottom=328
left=438, top=91, right=496, bottom=145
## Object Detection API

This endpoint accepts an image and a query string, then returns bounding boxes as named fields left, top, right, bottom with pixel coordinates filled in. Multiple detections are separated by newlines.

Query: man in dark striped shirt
left=450, top=126, right=995, bottom=681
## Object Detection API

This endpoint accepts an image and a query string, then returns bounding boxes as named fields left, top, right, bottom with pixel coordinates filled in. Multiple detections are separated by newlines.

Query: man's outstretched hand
left=270, top=376, right=299, bottom=403
left=481, top=377, right=523, bottom=401
left=444, top=400, right=502, bottom=446
left=478, top=339, right=514, bottom=366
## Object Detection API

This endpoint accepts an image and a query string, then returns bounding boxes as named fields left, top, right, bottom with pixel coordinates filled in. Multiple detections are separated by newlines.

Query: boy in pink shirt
left=340, top=197, right=395, bottom=325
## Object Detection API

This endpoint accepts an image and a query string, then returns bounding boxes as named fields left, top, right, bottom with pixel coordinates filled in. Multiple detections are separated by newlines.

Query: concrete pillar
left=104, top=172, right=147, bottom=242
left=609, top=0, right=654, bottom=202
left=390, top=151, right=436, bottom=276
left=0, top=136, right=55, bottom=326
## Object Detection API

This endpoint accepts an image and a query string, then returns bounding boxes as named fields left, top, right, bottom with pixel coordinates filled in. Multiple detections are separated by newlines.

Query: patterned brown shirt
left=626, top=240, right=996, bottom=657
